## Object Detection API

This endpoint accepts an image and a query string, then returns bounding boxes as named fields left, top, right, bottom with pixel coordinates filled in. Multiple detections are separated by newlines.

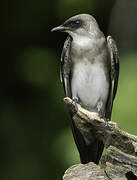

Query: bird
left=51, top=14, right=119, bottom=164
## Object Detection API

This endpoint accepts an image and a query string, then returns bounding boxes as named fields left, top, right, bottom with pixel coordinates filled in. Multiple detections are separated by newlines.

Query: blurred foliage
left=112, top=53, right=137, bottom=136
left=0, top=0, right=137, bottom=179
left=15, top=47, right=57, bottom=87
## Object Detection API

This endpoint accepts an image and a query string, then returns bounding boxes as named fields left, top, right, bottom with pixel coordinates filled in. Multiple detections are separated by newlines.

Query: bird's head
left=51, top=14, right=101, bottom=39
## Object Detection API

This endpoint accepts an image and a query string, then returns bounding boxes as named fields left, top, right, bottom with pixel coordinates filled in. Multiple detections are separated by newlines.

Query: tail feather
left=71, top=119, right=104, bottom=164
left=80, top=140, right=104, bottom=164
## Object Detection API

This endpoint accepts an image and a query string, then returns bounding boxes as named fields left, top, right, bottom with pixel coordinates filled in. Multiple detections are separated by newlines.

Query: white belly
left=71, top=60, right=109, bottom=111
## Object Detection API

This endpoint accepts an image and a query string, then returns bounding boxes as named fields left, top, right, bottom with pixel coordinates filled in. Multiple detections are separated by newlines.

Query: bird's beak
left=51, top=25, right=70, bottom=32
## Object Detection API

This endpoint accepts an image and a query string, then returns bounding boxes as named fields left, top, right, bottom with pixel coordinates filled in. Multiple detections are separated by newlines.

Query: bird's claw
left=104, top=118, right=110, bottom=127
left=98, top=113, right=109, bottom=127
left=72, top=97, right=79, bottom=112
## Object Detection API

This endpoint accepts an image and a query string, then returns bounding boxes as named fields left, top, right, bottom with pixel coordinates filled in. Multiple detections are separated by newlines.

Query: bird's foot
left=103, top=118, right=117, bottom=128
left=97, top=99, right=104, bottom=118
left=97, top=100, right=110, bottom=126
left=98, top=109, right=104, bottom=119
left=98, top=112, right=109, bottom=127
left=72, top=97, right=79, bottom=112
left=103, top=118, right=110, bottom=127
left=105, top=121, right=117, bottom=128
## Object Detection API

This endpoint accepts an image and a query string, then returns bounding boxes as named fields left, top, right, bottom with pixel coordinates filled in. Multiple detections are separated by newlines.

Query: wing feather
left=60, top=36, right=72, bottom=98
left=106, top=35, right=119, bottom=119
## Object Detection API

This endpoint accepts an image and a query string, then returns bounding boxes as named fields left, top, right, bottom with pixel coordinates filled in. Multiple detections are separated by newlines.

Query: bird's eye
left=70, top=20, right=82, bottom=28
left=64, top=19, right=82, bottom=29
left=74, top=20, right=81, bottom=25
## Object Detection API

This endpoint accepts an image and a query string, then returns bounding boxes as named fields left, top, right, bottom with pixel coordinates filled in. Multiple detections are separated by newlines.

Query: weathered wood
left=63, top=97, right=137, bottom=180
left=63, top=162, right=108, bottom=180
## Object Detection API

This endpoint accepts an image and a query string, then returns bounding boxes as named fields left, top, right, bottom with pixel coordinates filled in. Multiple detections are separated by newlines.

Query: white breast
left=71, top=60, right=109, bottom=111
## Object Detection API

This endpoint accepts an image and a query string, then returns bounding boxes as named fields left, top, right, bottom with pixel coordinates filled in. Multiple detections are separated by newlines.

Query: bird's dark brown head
left=51, top=14, right=102, bottom=39
left=51, top=16, right=84, bottom=33
left=62, top=18, right=83, bottom=30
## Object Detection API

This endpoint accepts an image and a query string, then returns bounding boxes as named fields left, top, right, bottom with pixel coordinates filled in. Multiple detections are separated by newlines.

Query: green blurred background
left=1, top=0, right=137, bottom=179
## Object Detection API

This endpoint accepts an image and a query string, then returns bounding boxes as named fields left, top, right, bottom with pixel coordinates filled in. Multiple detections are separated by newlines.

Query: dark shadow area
left=126, top=171, right=137, bottom=180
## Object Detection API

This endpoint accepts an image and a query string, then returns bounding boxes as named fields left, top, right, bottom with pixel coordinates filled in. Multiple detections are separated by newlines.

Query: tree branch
left=63, top=97, right=137, bottom=180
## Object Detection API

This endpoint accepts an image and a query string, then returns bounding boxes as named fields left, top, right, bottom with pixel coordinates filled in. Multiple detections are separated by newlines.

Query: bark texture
left=63, top=97, right=137, bottom=180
